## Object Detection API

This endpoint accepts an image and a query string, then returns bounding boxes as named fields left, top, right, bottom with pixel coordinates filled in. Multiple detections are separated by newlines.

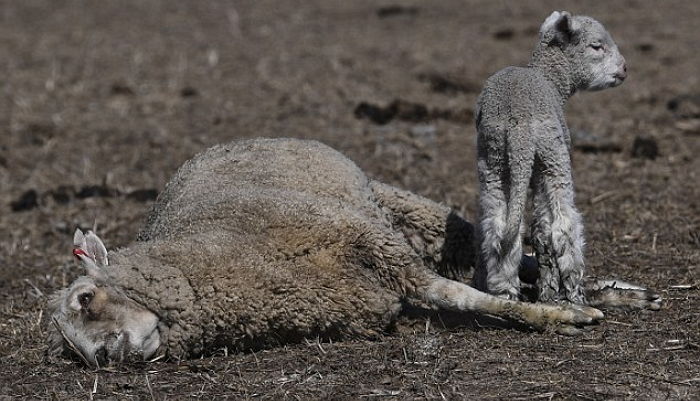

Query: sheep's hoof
left=585, top=280, right=662, bottom=311
left=537, top=302, right=603, bottom=335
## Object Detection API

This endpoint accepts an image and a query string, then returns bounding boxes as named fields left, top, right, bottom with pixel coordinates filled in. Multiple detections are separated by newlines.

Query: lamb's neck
left=528, top=45, right=576, bottom=104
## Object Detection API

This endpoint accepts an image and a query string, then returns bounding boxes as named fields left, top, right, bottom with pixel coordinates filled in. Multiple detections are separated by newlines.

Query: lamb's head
left=48, top=229, right=160, bottom=367
left=536, top=11, right=627, bottom=92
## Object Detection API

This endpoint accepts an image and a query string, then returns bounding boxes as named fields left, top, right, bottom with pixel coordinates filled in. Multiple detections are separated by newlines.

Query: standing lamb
left=473, top=11, right=628, bottom=303
left=48, top=138, right=659, bottom=367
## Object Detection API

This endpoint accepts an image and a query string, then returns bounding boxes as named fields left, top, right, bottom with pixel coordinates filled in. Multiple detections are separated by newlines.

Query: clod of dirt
left=11, top=190, right=39, bottom=212
left=418, top=73, right=480, bottom=95
left=493, top=28, right=515, bottom=40
left=636, top=43, right=654, bottom=52
left=574, top=142, right=623, bottom=154
left=393, top=100, right=429, bottom=122
left=75, top=185, right=118, bottom=199
left=110, top=82, right=135, bottom=96
left=50, top=185, right=75, bottom=204
left=126, top=189, right=159, bottom=202
left=354, top=99, right=472, bottom=125
left=13, top=184, right=158, bottom=210
left=631, top=136, right=660, bottom=160
left=180, top=87, right=199, bottom=97
left=22, top=122, right=56, bottom=146
left=354, top=102, right=397, bottom=125
left=376, top=6, right=419, bottom=18
left=667, top=94, right=700, bottom=118
left=571, top=130, right=622, bottom=154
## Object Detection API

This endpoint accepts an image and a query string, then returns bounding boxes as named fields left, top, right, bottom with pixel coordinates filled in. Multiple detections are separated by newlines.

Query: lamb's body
left=474, top=12, right=628, bottom=303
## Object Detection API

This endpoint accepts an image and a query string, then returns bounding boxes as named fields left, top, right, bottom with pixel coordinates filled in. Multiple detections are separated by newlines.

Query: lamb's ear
left=73, top=228, right=109, bottom=278
left=539, top=11, right=578, bottom=46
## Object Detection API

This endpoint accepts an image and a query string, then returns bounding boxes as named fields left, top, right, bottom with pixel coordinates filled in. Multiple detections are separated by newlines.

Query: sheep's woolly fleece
left=102, top=138, right=476, bottom=359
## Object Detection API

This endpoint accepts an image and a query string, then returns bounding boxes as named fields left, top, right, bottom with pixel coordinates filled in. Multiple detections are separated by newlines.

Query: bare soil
left=1, top=1, right=698, bottom=399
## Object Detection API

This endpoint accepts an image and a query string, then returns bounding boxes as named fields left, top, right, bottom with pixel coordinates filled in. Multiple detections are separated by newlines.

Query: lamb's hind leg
left=473, top=163, right=524, bottom=299
left=532, top=141, right=586, bottom=304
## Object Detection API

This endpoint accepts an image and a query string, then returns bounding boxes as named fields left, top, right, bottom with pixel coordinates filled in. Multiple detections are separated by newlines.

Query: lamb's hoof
left=586, top=280, right=662, bottom=311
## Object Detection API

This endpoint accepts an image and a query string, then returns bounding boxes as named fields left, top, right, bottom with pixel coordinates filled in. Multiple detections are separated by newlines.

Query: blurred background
left=1, top=1, right=698, bottom=399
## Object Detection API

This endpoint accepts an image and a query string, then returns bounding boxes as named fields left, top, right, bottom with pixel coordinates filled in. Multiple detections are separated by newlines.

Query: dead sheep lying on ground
left=48, top=138, right=660, bottom=367
left=474, top=11, right=629, bottom=303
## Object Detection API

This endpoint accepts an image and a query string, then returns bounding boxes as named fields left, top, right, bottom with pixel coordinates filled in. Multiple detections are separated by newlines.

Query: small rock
left=631, top=136, right=659, bottom=160
left=110, top=82, right=135, bottom=96
left=180, top=87, right=199, bottom=98
left=393, top=100, right=429, bottom=122
left=418, top=73, right=479, bottom=95
left=126, top=189, right=159, bottom=202
left=493, top=28, right=515, bottom=40
left=636, top=43, right=654, bottom=52
left=76, top=185, right=117, bottom=199
left=376, top=6, right=418, bottom=18
left=50, top=185, right=75, bottom=204
left=667, top=94, right=700, bottom=118
left=571, top=130, right=622, bottom=154
left=354, top=102, right=396, bottom=125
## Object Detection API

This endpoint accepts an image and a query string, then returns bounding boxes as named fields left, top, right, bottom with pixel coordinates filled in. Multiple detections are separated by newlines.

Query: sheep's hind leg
left=584, top=278, right=662, bottom=311
left=420, top=274, right=603, bottom=335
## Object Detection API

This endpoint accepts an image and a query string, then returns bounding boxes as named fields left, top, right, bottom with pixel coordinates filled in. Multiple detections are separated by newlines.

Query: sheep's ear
left=539, top=11, right=578, bottom=46
left=73, top=228, right=109, bottom=278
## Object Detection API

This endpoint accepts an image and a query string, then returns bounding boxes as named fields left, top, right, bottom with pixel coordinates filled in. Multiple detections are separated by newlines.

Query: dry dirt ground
left=1, top=1, right=698, bottom=399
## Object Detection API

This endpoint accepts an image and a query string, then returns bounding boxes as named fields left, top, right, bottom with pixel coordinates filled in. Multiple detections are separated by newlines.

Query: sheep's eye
left=590, top=43, right=604, bottom=51
left=78, top=292, right=94, bottom=309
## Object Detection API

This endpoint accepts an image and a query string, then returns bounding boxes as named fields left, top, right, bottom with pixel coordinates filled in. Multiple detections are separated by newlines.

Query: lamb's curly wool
left=104, top=138, right=474, bottom=359
left=473, top=12, right=628, bottom=303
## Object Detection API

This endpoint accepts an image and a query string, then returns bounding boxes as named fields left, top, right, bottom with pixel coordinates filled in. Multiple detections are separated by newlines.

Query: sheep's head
left=48, top=229, right=161, bottom=367
left=538, top=11, right=627, bottom=91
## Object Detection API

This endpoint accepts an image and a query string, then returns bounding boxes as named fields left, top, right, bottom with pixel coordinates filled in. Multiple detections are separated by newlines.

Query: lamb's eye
left=590, top=43, right=604, bottom=51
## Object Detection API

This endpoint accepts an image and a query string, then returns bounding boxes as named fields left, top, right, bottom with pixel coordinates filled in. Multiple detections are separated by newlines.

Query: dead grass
left=1, top=0, right=698, bottom=399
